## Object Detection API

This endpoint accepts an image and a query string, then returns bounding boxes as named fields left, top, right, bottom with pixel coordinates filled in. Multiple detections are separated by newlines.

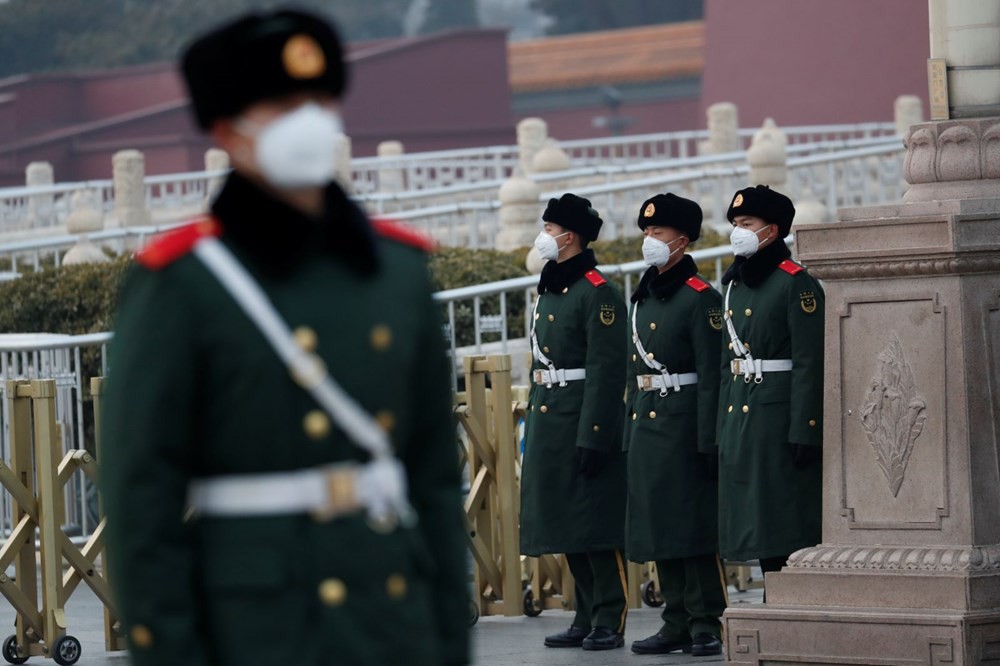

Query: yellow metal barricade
left=0, top=379, right=124, bottom=665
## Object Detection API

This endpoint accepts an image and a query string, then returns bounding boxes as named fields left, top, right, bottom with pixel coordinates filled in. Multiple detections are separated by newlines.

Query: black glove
left=700, top=452, right=719, bottom=482
left=792, top=444, right=822, bottom=469
left=576, top=447, right=609, bottom=479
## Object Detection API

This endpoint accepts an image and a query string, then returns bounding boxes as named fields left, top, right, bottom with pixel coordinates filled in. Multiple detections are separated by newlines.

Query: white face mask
left=239, top=102, right=344, bottom=189
left=730, top=225, right=771, bottom=258
left=641, top=235, right=682, bottom=267
left=534, top=231, right=569, bottom=262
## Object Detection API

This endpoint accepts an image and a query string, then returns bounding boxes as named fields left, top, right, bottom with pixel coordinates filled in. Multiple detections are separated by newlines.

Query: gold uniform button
left=370, top=325, right=393, bottom=352
left=647, top=352, right=655, bottom=359
left=809, top=419, right=817, bottom=426
left=130, top=625, right=153, bottom=649
left=534, top=313, right=540, bottom=321
left=727, top=405, right=733, bottom=413
left=728, top=309, right=733, bottom=316
left=592, top=425, right=600, bottom=432
left=742, top=405, right=749, bottom=413
left=319, top=578, right=347, bottom=606
left=562, top=287, right=569, bottom=294
left=632, top=353, right=637, bottom=362
left=542, top=346, right=550, bottom=353
left=548, top=314, right=555, bottom=322
left=649, top=411, right=657, bottom=419
left=745, top=342, right=751, bottom=351
left=386, top=574, right=408, bottom=599
left=293, top=326, right=318, bottom=352
left=540, top=405, right=548, bottom=413
left=376, top=410, right=396, bottom=432
left=304, top=410, right=331, bottom=439
left=649, top=323, right=657, bottom=331
left=745, top=308, right=752, bottom=317
left=728, top=342, right=733, bottom=350
left=631, top=413, right=637, bottom=421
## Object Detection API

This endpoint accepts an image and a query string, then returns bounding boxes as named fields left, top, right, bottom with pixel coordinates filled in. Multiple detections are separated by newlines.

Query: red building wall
left=701, top=0, right=930, bottom=127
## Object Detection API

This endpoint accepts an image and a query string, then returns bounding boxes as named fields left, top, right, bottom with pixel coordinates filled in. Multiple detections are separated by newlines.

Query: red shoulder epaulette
left=584, top=270, right=607, bottom=287
left=136, top=218, right=221, bottom=270
left=778, top=259, right=804, bottom=275
left=685, top=276, right=710, bottom=292
left=371, top=218, right=436, bottom=252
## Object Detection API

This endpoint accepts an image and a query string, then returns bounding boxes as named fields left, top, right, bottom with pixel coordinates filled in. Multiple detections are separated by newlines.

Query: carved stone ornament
left=809, top=255, right=1000, bottom=281
left=788, top=545, right=1000, bottom=572
left=859, top=333, right=927, bottom=497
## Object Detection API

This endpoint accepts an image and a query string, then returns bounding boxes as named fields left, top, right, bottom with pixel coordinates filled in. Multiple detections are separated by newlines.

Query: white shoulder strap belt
left=631, top=303, right=698, bottom=396
left=723, top=282, right=792, bottom=384
left=187, top=237, right=414, bottom=530
left=530, top=296, right=585, bottom=388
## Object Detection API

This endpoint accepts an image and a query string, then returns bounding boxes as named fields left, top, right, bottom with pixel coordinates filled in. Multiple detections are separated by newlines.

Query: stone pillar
left=747, top=118, right=787, bottom=188
left=377, top=141, right=405, bottom=193
left=494, top=172, right=541, bottom=258
left=204, top=148, right=229, bottom=202
left=63, top=190, right=108, bottom=266
left=895, top=94, right=924, bottom=135
left=517, top=118, right=548, bottom=175
left=929, top=0, right=1000, bottom=118
left=723, top=3, right=1000, bottom=663
left=698, top=102, right=740, bottom=155
left=334, top=134, right=353, bottom=195
left=25, top=161, right=54, bottom=227
left=531, top=139, right=570, bottom=174
left=112, top=150, right=151, bottom=228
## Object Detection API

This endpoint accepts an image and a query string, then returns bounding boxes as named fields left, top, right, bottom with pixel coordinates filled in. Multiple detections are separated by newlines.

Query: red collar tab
left=136, top=218, right=221, bottom=270
left=685, top=276, right=710, bottom=292
left=778, top=259, right=804, bottom=275
left=584, top=270, right=607, bottom=287
left=371, top=218, right=436, bottom=252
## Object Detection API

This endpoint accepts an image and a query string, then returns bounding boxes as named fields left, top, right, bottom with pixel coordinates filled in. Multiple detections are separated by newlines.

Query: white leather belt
left=533, top=368, right=586, bottom=386
left=636, top=372, right=699, bottom=394
left=188, top=461, right=401, bottom=526
left=730, top=358, right=793, bottom=383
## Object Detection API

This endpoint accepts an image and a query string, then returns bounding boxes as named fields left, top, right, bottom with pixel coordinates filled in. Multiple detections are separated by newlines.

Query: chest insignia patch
left=708, top=308, right=723, bottom=330
left=800, top=291, right=817, bottom=314
left=599, top=304, right=616, bottom=326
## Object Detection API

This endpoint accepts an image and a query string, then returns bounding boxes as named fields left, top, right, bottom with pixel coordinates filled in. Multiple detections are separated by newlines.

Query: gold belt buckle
left=730, top=359, right=742, bottom=375
left=311, top=467, right=360, bottom=522
left=533, top=369, right=546, bottom=385
left=639, top=375, right=654, bottom=390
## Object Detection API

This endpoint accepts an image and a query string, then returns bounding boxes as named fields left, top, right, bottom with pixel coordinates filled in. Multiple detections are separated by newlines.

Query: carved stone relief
left=860, top=332, right=928, bottom=497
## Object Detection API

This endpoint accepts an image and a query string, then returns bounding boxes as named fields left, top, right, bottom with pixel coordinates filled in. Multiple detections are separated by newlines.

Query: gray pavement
left=0, top=578, right=763, bottom=665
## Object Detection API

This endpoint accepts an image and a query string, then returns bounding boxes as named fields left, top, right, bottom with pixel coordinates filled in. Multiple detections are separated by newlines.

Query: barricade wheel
left=2, top=635, right=27, bottom=664
left=52, top=635, right=81, bottom=666
left=641, top=580, right=663, bottom=607
left=523, top=587, right=542, bottom=617
left=468, top=599, right=480, bottom=627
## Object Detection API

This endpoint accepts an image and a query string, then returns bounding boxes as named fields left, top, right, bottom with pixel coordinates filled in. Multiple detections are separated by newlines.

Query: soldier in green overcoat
left=520, top=194, right=629, bottom=651
left=99, top=10, right=468, bottom=666
left=716, top=185, right=824, bottom=589
left=624, top=194, right=727, bottom=656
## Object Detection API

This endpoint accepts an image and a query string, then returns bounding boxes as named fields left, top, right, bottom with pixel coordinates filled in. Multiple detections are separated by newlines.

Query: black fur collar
left=211, top=171, right=378, bottom=277
left=537, top=249, right=599, bottom=294
left=630, top=255, right=697, bottom=304
left=721, top=240, right=791, bottom=287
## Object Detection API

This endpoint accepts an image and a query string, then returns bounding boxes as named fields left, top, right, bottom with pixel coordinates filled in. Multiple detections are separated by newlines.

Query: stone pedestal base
left=725, top=600, right=1000, bottom=664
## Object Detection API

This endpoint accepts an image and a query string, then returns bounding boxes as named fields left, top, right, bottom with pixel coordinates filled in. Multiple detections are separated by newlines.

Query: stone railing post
left=517, top=118, right=548, bottom=175
left=495, top=171, right=541, bottom=261
left=25, top=161, right=54, bottom=228
left=63, top=190, right=108, bottom=265
left=894, top=94, right=924, bottom=136
left=376, top=141, right=405, bottom=193
left=204, top=148, right=229, bottom=202
left=112, top=150, right=151, bottom=228
left=530, top=139, right=570, bottom=174
left=335, top=135, right=353, bottom=195
left=698, top=102, right=740, bottom=155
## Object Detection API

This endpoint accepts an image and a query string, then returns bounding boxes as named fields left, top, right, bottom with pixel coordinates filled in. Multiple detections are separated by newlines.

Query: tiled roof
left=508, top=21, right=704, bottom=93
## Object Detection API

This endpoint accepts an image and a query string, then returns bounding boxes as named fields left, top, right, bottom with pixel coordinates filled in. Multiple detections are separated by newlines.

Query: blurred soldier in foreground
left=100, top=9, right=468, bottom=666
left=716, top=185, right=824, bottom=595
left=520, top=194, right=629, bottom=651
left=624, top=194, right=726, bottom=656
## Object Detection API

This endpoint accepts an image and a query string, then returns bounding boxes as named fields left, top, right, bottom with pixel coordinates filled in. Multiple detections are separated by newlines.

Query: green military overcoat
left=100, top=173, right=469, bottom=666
left=624, top=258, right=722, bottom=563
left=716, top=242, right=824, bottom=562
left=520, top=251, right=628, bottom=555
